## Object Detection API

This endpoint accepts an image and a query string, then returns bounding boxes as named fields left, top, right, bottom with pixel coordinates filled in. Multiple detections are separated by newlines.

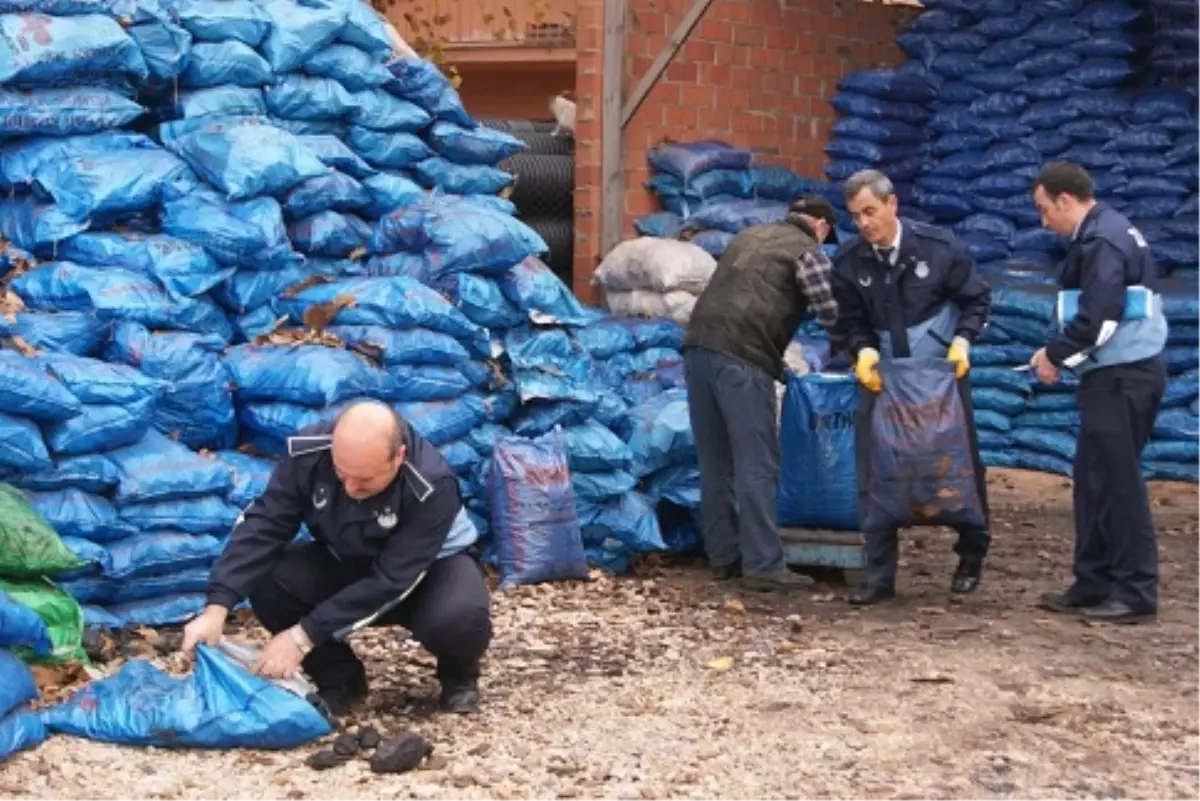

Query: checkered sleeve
left=794, top=247, right=839, bottom=333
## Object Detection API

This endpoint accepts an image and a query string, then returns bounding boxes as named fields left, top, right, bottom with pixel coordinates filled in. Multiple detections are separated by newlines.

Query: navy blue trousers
left=250, top=544, right=492, bottom=690
left=1069, top=357, right=1166, bottom=613
left=683, top=347, right=786, bottom=576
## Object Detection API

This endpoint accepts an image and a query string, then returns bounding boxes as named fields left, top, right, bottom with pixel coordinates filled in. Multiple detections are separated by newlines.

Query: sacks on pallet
left=777, top=372, right=859, bottom=531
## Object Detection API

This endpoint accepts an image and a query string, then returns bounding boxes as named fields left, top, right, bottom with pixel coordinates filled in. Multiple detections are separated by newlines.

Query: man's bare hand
left=253, top=627, right=308, bottom=679
left=181, top=605, right=228, bottom=660
left=1031, top=347, right=1060, bottom=386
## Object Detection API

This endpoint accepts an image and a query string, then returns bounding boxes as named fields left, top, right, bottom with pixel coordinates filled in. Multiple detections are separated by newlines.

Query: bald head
left=331, top=401, right=406, bottom=500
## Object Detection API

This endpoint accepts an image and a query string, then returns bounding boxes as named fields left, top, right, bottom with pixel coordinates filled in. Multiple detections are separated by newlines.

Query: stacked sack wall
left=571, top=0, right=920, bottom=300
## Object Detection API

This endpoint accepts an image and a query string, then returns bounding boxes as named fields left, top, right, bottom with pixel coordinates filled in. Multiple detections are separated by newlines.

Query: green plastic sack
left=0, top=578, right=87, bottom=665
left=0, top=483, right=84, bottom=578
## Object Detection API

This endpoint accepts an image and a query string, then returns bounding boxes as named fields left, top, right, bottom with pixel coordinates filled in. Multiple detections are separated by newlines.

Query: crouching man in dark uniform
left=832, top=169, right=992, bottom=605
left=181, top=401, right=492, bottom=715
left=1030, top=162, right=1168, bottom=625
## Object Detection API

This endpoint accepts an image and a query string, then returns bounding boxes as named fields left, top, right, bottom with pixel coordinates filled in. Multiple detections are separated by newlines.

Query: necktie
left=876, top=246, right=895, bottom=265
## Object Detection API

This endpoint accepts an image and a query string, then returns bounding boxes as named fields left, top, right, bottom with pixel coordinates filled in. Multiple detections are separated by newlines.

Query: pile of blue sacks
left=0, top=590, right=52, bottom=765
left=0, top=0, right=713, bottom=617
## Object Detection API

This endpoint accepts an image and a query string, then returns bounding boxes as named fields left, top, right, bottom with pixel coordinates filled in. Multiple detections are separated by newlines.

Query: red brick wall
left=572, top=0, right=917, bottom=302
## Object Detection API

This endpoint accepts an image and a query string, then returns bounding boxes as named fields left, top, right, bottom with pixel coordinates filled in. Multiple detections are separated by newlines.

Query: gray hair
left=843, top=170, right=895, bottom=205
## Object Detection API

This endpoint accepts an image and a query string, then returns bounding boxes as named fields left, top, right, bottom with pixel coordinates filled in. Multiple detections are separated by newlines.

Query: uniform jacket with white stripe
left=205, top=421, right=472, bottom=646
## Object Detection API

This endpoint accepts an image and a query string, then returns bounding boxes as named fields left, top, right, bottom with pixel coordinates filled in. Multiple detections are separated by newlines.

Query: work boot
left=440, top=679, right=480, bottom=714
left=711, top=560, right=742, bottom=581
left=848, top=584, right=896, bottom=606
left=317, top=675, right=369, bottom=718
left=741, top=568, right=814, bottom=592
left=950, top=559, right=982, bottom=594
left=1037, top=590, right=1105, bottom=616
left=1078, top=599, right=1156, bottom=625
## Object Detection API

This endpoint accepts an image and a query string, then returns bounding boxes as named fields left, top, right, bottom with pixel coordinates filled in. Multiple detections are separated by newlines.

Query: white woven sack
left=593, top=237, right=716, bottom=294
left=603, top=288, right=697, bottom=326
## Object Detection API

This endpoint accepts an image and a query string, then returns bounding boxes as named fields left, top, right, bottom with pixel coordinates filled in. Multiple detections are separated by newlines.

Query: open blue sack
left=862, top=359, right=985, bottom=532
left=224, top=344, right=394, bottom=407
left=0, top=12, right=147, bottom=85
left=170, top=123, right=327, bottom=201
left=106, top=429, right=233, bottom=505
left=276, top=276, right=480, bottom=340
left=0, top=590, right=51, bottom=654
left=384, top=58, right=473, bottom=128
left=59, top=232, right=230, bottom=299
left=26, top=489, right=136, bottom=543
left=427, top=121, right=525, bottom=165
left=777, top=373, right=859, bottom=531
left=489, top=429, right=588, bottom=589
left=41, top=642, right=331, bottom=749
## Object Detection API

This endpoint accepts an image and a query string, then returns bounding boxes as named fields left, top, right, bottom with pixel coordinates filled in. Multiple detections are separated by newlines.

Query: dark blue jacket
left=832, top=219, right=991, bottom=360
left=205, top=421, right=473, bottom=645
left=1046, top=203, right=1167, bottom=372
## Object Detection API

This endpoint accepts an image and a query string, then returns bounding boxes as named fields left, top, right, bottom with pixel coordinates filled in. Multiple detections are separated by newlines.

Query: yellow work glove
left=947, top=336, right=971, bottom=380
left=854, top=348, right=882, bottom=393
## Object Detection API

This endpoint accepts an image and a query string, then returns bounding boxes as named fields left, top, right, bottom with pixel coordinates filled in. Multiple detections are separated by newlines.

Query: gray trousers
left=683, top=347, right=785, bottom=575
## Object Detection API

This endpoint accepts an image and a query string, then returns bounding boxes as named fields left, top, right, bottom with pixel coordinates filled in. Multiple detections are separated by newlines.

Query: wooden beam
left=619, top=0, right=717, bottom=128
left=600, top=0, right=626, bottom=256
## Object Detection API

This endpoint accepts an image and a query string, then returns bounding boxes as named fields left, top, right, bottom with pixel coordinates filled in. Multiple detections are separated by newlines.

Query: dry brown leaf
left=724, top=598, right=746, bottom=615
left=919, top=607, right=947, bottom=615
left=706, top=656, right=735, bottom=672
left=282, top=274, right=334, bottom=298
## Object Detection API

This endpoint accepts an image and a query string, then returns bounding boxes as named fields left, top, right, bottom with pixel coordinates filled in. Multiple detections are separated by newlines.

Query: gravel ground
left=2, top=469, right=1197, bottom=800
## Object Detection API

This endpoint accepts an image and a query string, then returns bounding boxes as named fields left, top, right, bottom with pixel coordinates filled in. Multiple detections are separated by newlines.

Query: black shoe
left=440, top=680, right=480, bottom=714
left=711, top=561, right=742, bottom=581
left=950, top=559, right=982, bottom=594
left=741, top=568, right=814, bottom=592
left=849, top=584, right=896, bottom=605
left=1078, top=599, right=1156, bottom=625
left=318, top=677, right=369, bottom=718
left=1037, top=591, right=1104, bottom=616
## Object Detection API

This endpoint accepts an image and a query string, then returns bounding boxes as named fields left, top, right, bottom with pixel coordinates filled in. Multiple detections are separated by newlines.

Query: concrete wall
left=571, top=0, right=918, bottom=302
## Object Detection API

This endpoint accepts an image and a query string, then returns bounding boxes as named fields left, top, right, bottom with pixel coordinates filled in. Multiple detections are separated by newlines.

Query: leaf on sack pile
left=301, top=294, right=356, bottom=335
left=9, top=336, right=38, bottom=357
left=29, top=662, right=91, bottom=707
left=283, top=274, right=335, bottom=298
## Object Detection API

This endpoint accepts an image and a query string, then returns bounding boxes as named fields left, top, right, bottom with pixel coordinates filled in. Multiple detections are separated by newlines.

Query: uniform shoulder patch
left=287, top=435, right=333, bottom=458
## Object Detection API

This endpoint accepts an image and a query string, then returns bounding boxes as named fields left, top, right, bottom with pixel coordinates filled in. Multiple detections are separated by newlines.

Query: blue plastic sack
left=296, top=134, right=375, bottom=179
left=776, top=373, right=858, bottom=530
left=303, top=43, right=389, bottom=91
left=409, top=157, right=513, bottom=196
left=264, top=75, right=354, bottom=121
left=105, top=531, right=223, bottom=579
left=346, top=128, right=432, bottom=169
left=44, top=399, right=155, bottom=457
left=32, top=144, right=194, bottom=221
left=489, top=429, right=587, bottom=589
left=106, top=429, right=233, bottom=505
left=383, top=58, right=473, bottom=128
left=4, top=453, right=120, bottom=495
left=0, top=650, right=36, bottom=721
left=11, top=262, right=230, bottom=336
left=398, top=394, right=487, bottom=447
left=127, top=17, right=191, bottom=84
left=181, top=41, right=271, bottom=88
left=968, top=91, right=1031, bottom=117
left=347, top=89, right=432, bottom=133
left=561, top=420, right=632, bottom=473
left=225, top=344, right=394, bottom=407
left=837, top=68, right=934, bottom=103
left=386, top=365, right=470, bottom=402
left=172, top=0, right=270, bottom=45
left=371, top=198, right=544, bottom=275
left=283, top=171, right=370, bottom=220
left=0, top=708, right=45, bottom=764
left=0, top=197, right=88, bottom=252
left=862, top=359, right=986, bottom=532
left=161, top=189, right=299, bottom=268
left=571, top=469, right=638, bottom=503
left=25, top=489, right=135, bottom=543
left=42, top=642, right=331, bottom=748
left=209, top=450, right=273, bottom=508
left=464, top=422, right=512, bottom=459
left=276, top=276, right=480, bottom=340
left=258, top=0, right=346, bottom=72
left=1075, top=58, right=1134, bottom=88
left=647, top=141, right=752, bottom=182
left=57, top=534, right=111, bottom=578
left=328, top=325, right=466, bottom=369
left=38, top=354, right=160, bottom=408
left=633, top=212, right=683, bottom=238
left=498, top=257, right=589, bottom=326
left=0, top=413, right=50, bottom=471
left=360, top=172, right=424, bottom=217
left=0, top=350, right=81, bottom=421
left=238, top=401, right=341, bottom=442
left=170, top=122, right=327, bottom=201
left=288, top=211, right=371, bottom=258
left=427, top=121, right=524, bottom=165
left=0, top=590, right=51, bottom=654
left=573, top=321, right=637, bottom=360
left=119, top=493, right=239, bottom=535
left=0, top=12, right=146, bottom=85
left=59, top=232, right=229, bottom=299
left=171, top=86, right=266, bottom=119
left=620, top=388, right=694, bottom=477
left=577, top=491, right=665, bottom=556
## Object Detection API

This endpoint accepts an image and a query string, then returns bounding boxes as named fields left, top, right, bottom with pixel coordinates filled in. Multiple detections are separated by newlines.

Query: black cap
left=789, top=195, right=839, bottom=244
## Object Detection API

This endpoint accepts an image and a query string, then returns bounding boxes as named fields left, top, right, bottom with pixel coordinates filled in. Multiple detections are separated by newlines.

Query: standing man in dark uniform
left=1030, top=162, right=1168, bottom=625
left=831, top=169, right=992, bottom=605
left=683, top=195, right=842, bottom=591
left=181, top=401, right=492, bottom=715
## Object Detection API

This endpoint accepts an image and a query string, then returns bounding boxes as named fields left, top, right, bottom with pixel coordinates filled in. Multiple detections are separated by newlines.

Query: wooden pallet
left=779, top=528, right=865, bottom=585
